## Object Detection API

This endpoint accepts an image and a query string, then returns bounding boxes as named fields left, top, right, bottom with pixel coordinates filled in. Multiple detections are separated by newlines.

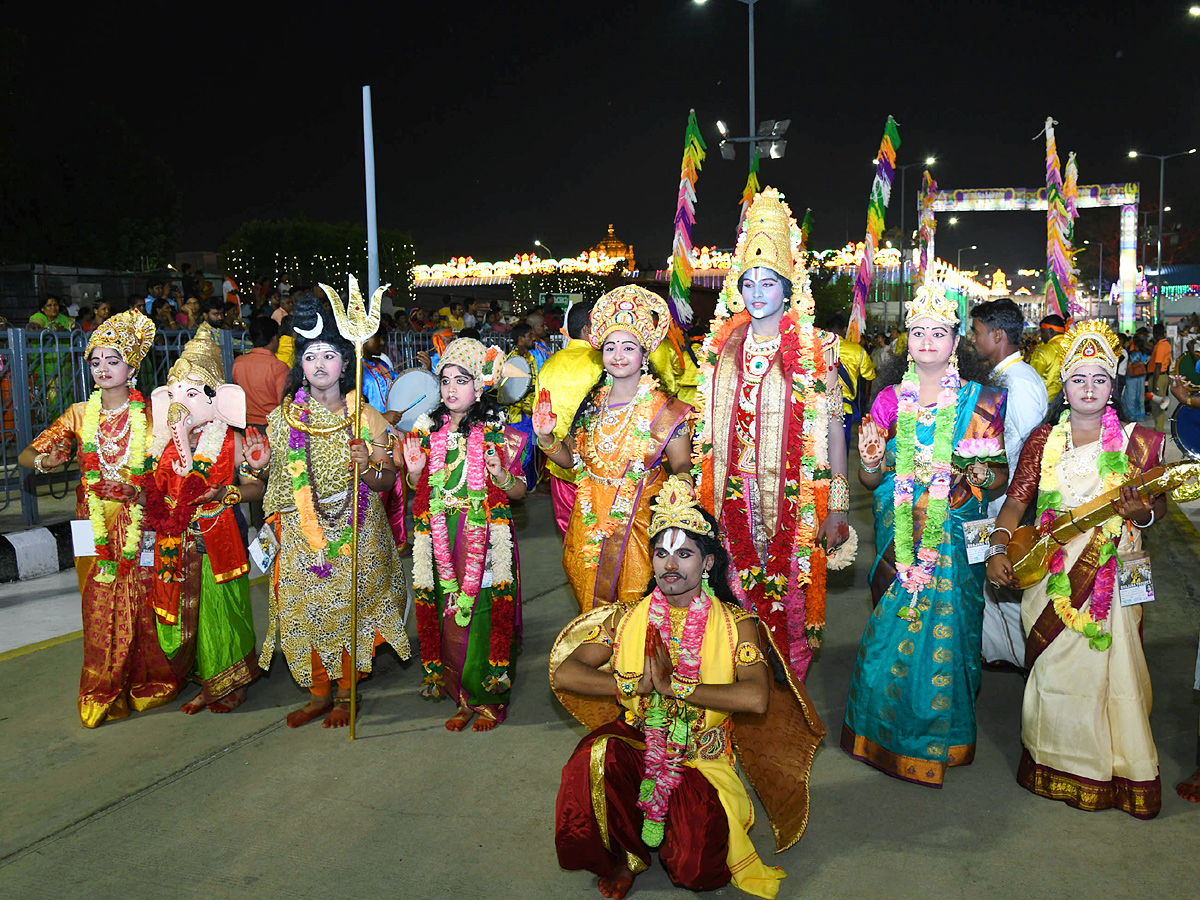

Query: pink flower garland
left=429, top=424, right=490, bottom=626
left=636, top=586, right=710, bottom=847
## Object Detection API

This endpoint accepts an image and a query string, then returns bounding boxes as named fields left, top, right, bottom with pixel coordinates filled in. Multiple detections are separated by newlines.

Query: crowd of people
left=14, top=187, right=1200, bottom=899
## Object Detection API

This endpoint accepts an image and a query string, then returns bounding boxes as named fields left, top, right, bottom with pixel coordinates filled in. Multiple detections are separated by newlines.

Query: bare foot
left=323, top=701, right=351, bottom=728
left=445, top=706, right=473, bottom=731
left=180, top=692, right=207, bottom=715
left=207, top=687, right=247, bottom=714
left=472, top=713, right=499, bottom=732
left=598, top=864, right=636, bottom=899
left=1176, top=767, right=1200, bottom=802
left=287, top=694, right=332, bottom=728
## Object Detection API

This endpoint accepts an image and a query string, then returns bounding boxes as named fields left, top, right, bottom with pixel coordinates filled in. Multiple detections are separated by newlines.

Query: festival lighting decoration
left=918, top=170, right=938, bottom=283
left=666, top=109, right=707, bottom=328
left=412, top=250, right=631, bottom=287
left=1044, top=118, right=1073, bottom=319
left=849, top=116, right=901, bottom=343
left=737, top=146, right=762, bottom=235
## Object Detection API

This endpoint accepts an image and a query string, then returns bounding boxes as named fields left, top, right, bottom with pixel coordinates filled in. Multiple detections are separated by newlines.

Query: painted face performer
left=842, top=281, right=1008, bottom=787
left=142, top=327, right=266, bottom=714
left=692, top=187, right=849, bottom=681
left=400, top=338, right=527, bottom=732
left=534, top=285, right=694, bottom=613
left=550, top=476, right=825, bottom=900
left=256, top=291, right=411, bottom=729
left=18, top=309, right=181, bottom=726
left=987, top=320, right=1167, bottom=818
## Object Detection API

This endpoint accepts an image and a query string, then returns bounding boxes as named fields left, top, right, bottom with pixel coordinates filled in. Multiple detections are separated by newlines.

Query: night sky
left=13, top=1, right=1200, bottom=277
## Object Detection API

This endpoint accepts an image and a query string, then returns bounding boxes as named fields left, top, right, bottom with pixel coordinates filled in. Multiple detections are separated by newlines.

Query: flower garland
left=429, top=427, right=488, bottom=625
left=412, top=416, right=518, bottom=696
left=573, top=373, right=657, bottom=568
left=1037, top=406, right=1127, bottom=651
left=285, top=388, right=369, bottom=578
left=78, top=389, right=148, bottom=583
left=637, top=585, right=711, bottom=847
left=691, top=304, right=832, bottom=668
left=892, top=362, right=958, bottom=615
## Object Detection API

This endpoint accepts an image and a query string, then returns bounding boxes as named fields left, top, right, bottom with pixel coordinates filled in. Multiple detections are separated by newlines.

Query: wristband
left=828, top=473, right=850, bottom=513
left=670, top=676, right=699, bottom=701
left=1138, top=508, right=1156, bottom=528
left=984, top=543, right=1008, bottom=560
left=989, top=526, right=1013, bottom=543
left=861, top=457, right=882, bottom=474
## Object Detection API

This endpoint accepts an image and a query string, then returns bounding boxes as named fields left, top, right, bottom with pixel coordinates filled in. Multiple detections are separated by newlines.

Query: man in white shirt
left=971, top=298, right=1049, bottom=668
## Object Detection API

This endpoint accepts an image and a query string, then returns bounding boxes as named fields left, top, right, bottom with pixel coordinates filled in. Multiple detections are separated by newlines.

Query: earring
left=641, top=355, right=649, bottom=375
left=127, top=374, right=137, bottom=388
left=948, top=351, right=959, bottom=371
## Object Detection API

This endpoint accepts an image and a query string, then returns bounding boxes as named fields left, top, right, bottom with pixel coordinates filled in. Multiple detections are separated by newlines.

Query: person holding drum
left=532, top=284, right=693, bottom=614
left=399, top=338, right=528, bottom=732
left=987, top=319, right=1167, bottom=818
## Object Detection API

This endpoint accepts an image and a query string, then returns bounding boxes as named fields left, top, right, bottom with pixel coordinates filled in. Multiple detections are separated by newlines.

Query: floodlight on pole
left=533, top=240, right=554, bottom=258
left=957, top=245, right=978, bottom=270
left=716, top=120, right=728, bottom=137
left=1128, top=147, right=1200, bottom=311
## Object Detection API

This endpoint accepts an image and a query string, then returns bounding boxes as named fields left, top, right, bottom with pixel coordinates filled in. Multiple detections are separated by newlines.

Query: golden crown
left=589, top=284, right=670, bottom=351
left=1060, top=318, right=1120, bottom=378
left=167, top=324, right=226, bottom=389
left=720, top=187, right=807, bottom=313
left=648, top=475, right=713, bottom=540
left=905, top=280, right=959, bottom=327
left=86, top=308, right=156, bottom=369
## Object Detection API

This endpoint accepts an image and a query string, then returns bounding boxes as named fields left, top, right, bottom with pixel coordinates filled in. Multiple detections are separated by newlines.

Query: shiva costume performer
left=258, top=297, right=410, bottom=697
left=28, top=309, right=181, bottom=726
left=562, top=285, right=692, bottom=612
left=1011, top=321, right=1165, bottom=818
left=552, top=477, right=825, bottom=899
left=410, top=339, right=525, bottom=727
left=692, top=187, right=847, bottom=681
left=143, top=328, right=259, bottom=710
left=841, top=281, right=1008, bottom=787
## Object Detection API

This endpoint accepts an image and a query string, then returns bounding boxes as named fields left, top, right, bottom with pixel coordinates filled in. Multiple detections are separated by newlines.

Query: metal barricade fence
left=2, top=327, right=558, bottom=525
left=0, top=327, right=247, bottom=526
left=382, top=331, right=564, bottom=373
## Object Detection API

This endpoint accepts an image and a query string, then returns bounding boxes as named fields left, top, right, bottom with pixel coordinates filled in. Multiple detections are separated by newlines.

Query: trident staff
left=319, top=276, right=387, bottom=740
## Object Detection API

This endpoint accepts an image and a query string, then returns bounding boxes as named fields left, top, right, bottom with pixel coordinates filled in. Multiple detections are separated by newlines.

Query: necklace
left=593, top=397, right=638, bottom=454
left=742, top=332, right=780, bottom=381
left=100, top=400, right=129, bottom=417
left=893, top=363, right=959, bottom=608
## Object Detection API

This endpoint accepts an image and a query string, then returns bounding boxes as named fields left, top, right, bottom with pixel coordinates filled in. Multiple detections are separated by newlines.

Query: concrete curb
left=0, top=523, right=75, bottom=584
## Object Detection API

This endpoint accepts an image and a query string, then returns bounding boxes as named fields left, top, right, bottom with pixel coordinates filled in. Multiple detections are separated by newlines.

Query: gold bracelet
left=537, top=436, right=561, bottom=454
left=406, top=471, right=420, bottom=490
left=493, top=470, right=515, bottom=491
left=222, top=485, right=243, bottom=506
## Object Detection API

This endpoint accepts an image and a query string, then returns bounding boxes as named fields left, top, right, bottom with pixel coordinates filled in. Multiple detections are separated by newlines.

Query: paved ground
left=1, top=482, right=1198, bottom=900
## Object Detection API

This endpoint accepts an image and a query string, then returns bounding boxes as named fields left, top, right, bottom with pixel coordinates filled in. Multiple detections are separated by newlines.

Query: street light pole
left=1129, top=147, right=1197, bottom=320
left=740, top=0, right=757, bottom=174
left=957, top=245, right=977, bottom=270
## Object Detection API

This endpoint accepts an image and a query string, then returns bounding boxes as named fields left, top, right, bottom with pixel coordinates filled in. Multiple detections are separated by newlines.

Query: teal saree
left=841, top=379, right=1007, bottom=787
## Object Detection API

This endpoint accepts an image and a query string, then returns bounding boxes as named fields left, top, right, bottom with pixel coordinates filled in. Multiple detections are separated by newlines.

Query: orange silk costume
left=562, top=391, right=691, bottom=612
left=33, top=405, right=180, bottom=727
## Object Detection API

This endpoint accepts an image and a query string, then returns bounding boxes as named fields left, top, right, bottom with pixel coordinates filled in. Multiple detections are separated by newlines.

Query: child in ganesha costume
left=142, top=326, right=265, bottom=714
left=550, top=476, right=825, bottom=899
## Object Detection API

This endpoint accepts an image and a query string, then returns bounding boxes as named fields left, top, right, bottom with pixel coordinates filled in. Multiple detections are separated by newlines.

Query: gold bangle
left=222, top=485, right=243, bottom=506
left=405, top=471, right=420, bottom=490
left=537, top=437, right=561, bottom=454
left=493, top=470, right=515, bottom=491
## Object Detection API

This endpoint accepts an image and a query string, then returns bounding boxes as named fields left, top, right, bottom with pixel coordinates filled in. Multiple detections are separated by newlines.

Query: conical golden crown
left=168, top=324, right=225, bottom=388
left=734, top=187, right=797, bottom=283
left=86, top=308, right=156, bottom=368
left=648, top=475, right=713, bottom=540
left=1060, top=318, right=1120, bottom=377
left=905, top=280, right=959, bottom=327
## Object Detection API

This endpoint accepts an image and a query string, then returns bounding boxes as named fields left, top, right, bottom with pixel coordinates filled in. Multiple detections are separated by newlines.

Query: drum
left=387, top=368, right=440, bottom=431
left=1171, top=403, right=1200, bottom=461
left=494, top=355, right=532, bottom=406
